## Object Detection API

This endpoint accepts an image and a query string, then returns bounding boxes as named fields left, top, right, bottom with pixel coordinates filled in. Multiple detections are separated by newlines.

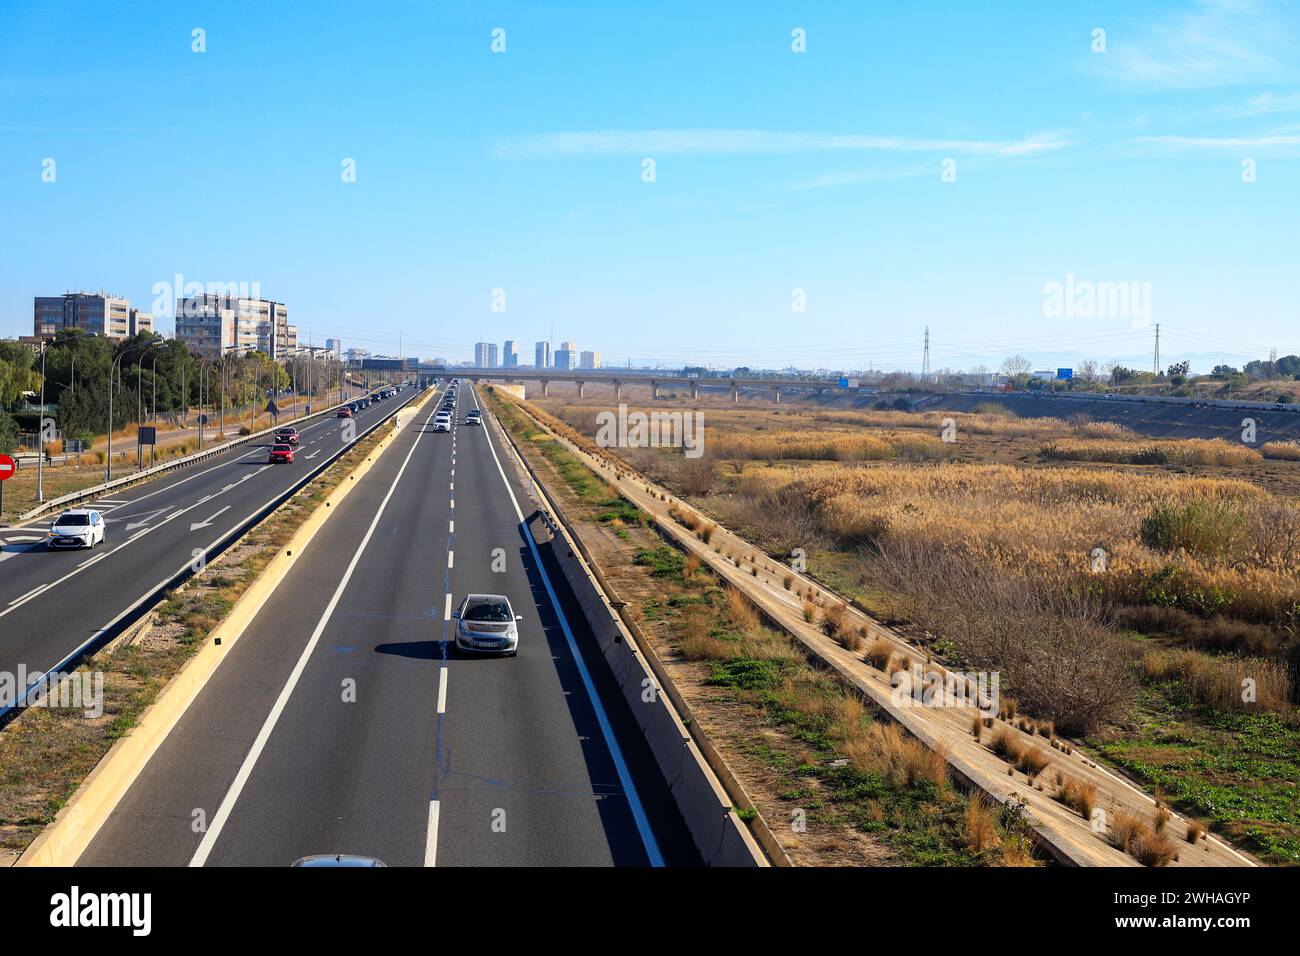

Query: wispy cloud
left=1214, top=89, right=1300, bottom=116
left=491, top=128, right=1071, bottom=160
left=1134, top=131, right=1300, bottom=149
left=1099, top=0, right=1300, bottom=90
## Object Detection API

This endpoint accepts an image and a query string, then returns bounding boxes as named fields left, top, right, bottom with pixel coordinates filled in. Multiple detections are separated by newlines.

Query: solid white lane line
left=189, top=398, right=440, bottom=867
left=477, top=388, right=665, bottom=866
left=437, top=666, right=448, bottom=714
left=425, top=801, right=440, bottom=867
left=10, top=583, right=48, bottom=605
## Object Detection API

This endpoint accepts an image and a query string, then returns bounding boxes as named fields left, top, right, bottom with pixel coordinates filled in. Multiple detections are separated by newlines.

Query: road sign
left=199, top=414, right=208, bottom=425
left=1056, top=368, right=1073, bottom=380
left=0, top=454, right=15, bottom=481
left=138, top=426, right=157, bottom=446
left=264, top=399, right=279, bottom=417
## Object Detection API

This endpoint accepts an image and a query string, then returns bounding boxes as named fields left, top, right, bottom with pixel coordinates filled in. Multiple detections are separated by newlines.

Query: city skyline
left=3, top=2, right=1298, bottom=373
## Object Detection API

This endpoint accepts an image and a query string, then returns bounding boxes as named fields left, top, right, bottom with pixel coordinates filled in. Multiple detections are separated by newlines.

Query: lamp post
left=146, top=350, right=163, bottom=467
left=106, top=341, right=153, bottom=483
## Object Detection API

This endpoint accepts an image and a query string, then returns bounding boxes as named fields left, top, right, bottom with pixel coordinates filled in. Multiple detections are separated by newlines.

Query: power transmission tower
left=1153, top=323, right=1160, bottom=375
left=921, top=326, right=931, bottom=379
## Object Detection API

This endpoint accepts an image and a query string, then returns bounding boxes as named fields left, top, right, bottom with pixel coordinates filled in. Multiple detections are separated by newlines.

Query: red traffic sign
left=0, top=454, right=15, bottom=481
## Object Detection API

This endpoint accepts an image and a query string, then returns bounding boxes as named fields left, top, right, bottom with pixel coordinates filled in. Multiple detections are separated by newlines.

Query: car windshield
left=273, top=444, right=291, bottom=452
left=55, top=513, right=90, bottom=526
left=463, top=600, right=511, bottom=622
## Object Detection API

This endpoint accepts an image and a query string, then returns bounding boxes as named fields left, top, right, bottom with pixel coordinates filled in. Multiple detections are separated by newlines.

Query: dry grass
left=1261, top=440, right=1300, bottom=461
left=1055, top=776, right=1097, bottom=820
left=724, top=586, right=761, bottom=633
left=1140, top=648, right=1292, bottom=712
left=1041, top=436, right=1261, bottom=467
left=1111, top=811, right=1178, bottom=866
left=845, top=721, right=948, bottom=790
left=863, top=638, right=894, bottom=671
left=965, top=795, right=1000, bottom=852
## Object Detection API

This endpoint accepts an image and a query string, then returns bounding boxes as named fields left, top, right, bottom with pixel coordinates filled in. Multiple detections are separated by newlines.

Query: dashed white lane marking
left=449, top=520, right=454, bottom=533
left=444, top=593, right=453, bottom=620
left=189, top=397, right=440, bottom=867
left=447, top=550, right=454, bottom=569
left=425, top=801, right=440, bottom=867
left=437, top=666, right=448, bottom=714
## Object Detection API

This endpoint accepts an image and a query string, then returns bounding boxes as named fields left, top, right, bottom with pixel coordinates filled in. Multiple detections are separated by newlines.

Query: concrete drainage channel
left=489, top=404, right=778, bottom=867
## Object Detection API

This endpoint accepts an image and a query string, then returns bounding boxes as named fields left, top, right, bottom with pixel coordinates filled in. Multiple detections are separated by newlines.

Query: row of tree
left=0, top=331, right=342, bottom=452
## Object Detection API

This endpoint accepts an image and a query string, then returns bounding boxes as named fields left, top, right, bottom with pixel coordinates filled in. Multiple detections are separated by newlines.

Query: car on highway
left=336, top=406, right=353, bottom=418
left=275, top=426, right=300, bottom=445
left=466, top=409, right=481, bottom=426
left=47, top=508, right=105, bottom=549
left=453, top=593, right=522, bottom=656
left=268, top=442, right=296, bottom=463
left=291, top=854, right=387, bottom=867
left=433, top=416, right=451, bottom=433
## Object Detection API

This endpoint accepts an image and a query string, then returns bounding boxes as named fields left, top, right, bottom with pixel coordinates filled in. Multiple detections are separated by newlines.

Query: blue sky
left=1, top=0, right=1298, bottom=372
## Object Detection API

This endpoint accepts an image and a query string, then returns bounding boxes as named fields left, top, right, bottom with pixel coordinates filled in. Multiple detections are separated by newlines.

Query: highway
left=0, top=382, right=412, bottom=720
left=78, top=383, right=698, bottom=866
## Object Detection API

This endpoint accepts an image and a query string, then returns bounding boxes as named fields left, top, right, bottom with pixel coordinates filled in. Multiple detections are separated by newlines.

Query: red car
left=269, top=443, right=295, bottom=463
left=336, top=407, right=352, bottom=418
left=275, top=426, right=300, bottom=444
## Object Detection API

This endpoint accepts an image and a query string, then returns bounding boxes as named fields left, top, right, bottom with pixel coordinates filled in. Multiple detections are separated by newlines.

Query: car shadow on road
left=374, top=639, right=447, bottom=660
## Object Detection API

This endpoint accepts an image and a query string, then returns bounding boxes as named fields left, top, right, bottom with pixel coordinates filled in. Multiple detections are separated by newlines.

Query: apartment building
left=535, top=341, right=551, bottom=369
left=174, top=292, right=297, bottom=359
left=579, top=350, right=601, bottom=369
left=34, top=292, right=135, bottom=339
left=503, top=340, right=519, bottom=367
left=554, top=341, right=577, bottom=371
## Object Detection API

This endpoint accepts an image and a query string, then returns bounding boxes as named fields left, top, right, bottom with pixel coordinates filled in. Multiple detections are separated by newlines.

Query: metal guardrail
left=14, top=392, right=380, bottom=524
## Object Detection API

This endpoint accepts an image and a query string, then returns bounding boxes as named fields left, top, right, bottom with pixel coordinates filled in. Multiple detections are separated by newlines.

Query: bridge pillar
left=773, top=386, right=781, bottom=403
left=730, top=382, right=739, bottom=403
left=614, top=381, right=623, bottom=401
left=577, top=381, right=586, bottom=398
left=651, top=380, right=660, bottom=399
left=540, top=379, right=549, bottom=398
left=689, top=381, right=699, bottom=401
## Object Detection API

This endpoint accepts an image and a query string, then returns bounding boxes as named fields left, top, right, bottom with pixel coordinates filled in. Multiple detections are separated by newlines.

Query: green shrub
left=1139, top=501, right=1242, bottom=558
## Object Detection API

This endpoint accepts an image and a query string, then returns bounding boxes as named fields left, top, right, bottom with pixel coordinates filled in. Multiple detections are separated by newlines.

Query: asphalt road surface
left=79, top=383, right=699, bottom=866
left=0, top=383, right=413, bottom=719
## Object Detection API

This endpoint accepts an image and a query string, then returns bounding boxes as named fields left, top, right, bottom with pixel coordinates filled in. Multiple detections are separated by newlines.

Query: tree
left=1000, top=354, right=1032, bottom=379
left=1076, top=359, right=1100, bottom=384
left=1166, top=360, right=1190, bottom=378
left=0, top=411, right=17, bottom=453
left=0, top=341, right=40, bottom=408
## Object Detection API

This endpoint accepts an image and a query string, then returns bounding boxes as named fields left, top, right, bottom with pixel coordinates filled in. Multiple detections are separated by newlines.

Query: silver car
left=453, top=594, right=522, bottom=656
